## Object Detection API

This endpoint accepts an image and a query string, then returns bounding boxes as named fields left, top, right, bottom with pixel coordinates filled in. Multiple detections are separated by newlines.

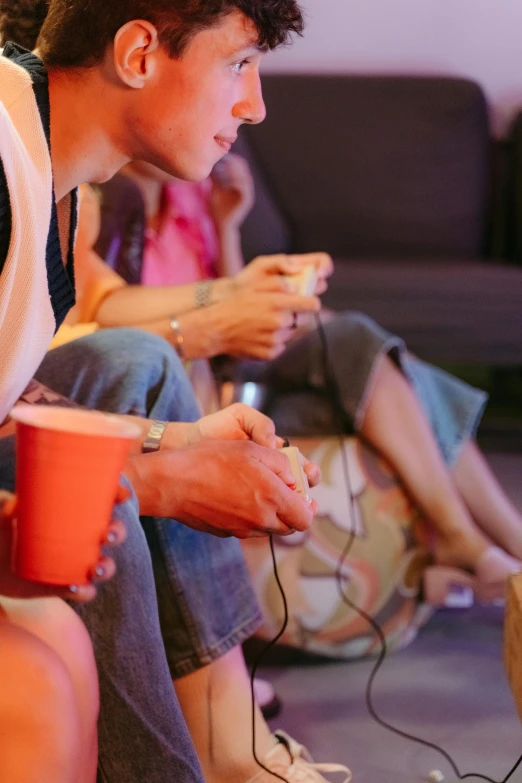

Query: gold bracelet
left=170, top=318, right=185, bottom=359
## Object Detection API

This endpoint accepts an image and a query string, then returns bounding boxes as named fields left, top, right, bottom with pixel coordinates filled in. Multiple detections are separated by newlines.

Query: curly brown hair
left=37, top=0, right=304, bottom=69
left=0, top=0, right=49, bottom=50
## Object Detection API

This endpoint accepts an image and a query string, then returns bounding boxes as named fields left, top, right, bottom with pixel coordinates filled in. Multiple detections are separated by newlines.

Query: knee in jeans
left=85, top=328, right=183, bottom=378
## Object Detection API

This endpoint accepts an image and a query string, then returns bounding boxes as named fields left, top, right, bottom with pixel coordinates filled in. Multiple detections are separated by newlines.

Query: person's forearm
left=216, top=224, right=245, bottom=279
left=13, top=379, right=194, bottom=455
left=95, top=278, right=234, bottom=327
left=129, top=308, right=226, bottom=361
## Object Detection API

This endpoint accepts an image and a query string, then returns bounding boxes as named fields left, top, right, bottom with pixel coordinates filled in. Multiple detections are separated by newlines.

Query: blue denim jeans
left=0, top=328, right=261, bottom=782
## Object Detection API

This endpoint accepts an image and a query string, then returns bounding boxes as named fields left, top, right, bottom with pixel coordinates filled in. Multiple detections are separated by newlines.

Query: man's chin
left=143, top=152, right=215, bottom=183
left=191, top=158, right=221, bottom=181
left=168, top=161, right=214, bottom=183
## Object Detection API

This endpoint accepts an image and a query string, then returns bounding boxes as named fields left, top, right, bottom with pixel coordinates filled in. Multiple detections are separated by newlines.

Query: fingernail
left=69, top=585, right=79, bottom=594
left=95, top=566, right=105, bottom=578
left=107, top=531, right=118, bottom=544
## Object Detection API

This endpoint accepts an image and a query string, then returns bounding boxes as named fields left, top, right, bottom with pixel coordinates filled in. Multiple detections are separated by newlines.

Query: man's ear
left=113, top=20, right=160, bottom=89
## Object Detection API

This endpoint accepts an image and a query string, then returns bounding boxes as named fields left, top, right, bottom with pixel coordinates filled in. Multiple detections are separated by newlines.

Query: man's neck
left=48, top=68, right=129, bottom=201
left=124, top=169, right=164, bottom=225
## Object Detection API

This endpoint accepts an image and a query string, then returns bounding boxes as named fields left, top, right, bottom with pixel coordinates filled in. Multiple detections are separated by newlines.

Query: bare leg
left=453, top=441, right=522, bottom=560
left=360, top=355, right=492, bottom=570
left=0, top=597, right=98, bottom=783
left=174, top=645, right=287, bottom=783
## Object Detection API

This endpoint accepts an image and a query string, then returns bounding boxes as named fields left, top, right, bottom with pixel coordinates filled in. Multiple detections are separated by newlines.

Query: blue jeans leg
left=35, top=330, right=262, bottom=671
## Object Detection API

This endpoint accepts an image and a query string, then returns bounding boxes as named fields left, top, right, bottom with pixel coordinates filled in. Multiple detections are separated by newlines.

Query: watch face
left=143, top=421, right=168, bottom=453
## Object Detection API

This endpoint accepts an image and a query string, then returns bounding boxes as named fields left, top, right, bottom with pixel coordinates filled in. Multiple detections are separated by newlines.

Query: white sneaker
left=246, top=730, right=352, bottom=782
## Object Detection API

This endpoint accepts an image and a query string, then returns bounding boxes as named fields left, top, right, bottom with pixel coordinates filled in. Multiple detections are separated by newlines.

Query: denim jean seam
left=156, top=520, right=211, bottom=663
left=156, top=519, right=263, bottom=675
left=170, top=612, right=263, bottom=678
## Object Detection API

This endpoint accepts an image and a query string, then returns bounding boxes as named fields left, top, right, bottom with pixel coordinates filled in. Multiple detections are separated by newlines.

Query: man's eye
left=232, top=60, right=247, bottom=74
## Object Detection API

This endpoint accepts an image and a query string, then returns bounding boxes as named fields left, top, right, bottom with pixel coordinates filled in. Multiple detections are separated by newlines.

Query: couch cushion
left=322, top=259, right=522, bottom=364
left=243, top=75, right=491, bottom=260
left=233, top=134, right=293, bottom=261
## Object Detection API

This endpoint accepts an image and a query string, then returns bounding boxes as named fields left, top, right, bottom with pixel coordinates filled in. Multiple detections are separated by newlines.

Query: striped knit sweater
left=0, top=43, right=77, bottom=423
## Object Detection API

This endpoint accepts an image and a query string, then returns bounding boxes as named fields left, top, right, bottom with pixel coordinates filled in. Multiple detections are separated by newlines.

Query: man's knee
left=47, top=327, right=183, bottom=381
left=37, top=328, right=192, bottom=418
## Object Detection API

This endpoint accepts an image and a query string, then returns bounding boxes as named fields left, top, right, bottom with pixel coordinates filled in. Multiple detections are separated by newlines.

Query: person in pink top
left=113, top=154, right=522, bottom=607
left=126, top=154, right=254, bottom=287
left=142, top=178, right=219, bottom=286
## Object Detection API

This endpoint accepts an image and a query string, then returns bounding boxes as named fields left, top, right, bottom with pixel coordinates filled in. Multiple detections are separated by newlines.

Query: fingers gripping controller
left=284, top=265, right=318, bottom=297
left=281, top=446, right=311, bottom=504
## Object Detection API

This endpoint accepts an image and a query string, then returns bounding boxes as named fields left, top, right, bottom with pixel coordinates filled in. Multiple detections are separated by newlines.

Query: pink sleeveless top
left=141, top=179, right=219, bottom=286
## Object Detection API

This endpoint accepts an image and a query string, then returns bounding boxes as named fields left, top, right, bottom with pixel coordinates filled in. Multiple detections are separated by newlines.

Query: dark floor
left=261, top=452, right=522, bottom=783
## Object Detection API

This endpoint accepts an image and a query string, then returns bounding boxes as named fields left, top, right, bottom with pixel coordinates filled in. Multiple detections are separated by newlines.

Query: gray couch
left=239, top=75, right=522, bottom=365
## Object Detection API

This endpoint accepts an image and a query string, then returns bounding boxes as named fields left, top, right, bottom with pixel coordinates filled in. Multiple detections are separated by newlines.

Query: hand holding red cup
left=7, top=406, right=140, bottom=595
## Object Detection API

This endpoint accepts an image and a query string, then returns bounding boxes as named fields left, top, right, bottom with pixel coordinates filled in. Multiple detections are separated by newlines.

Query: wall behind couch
left=263, top=0, right=522, bottom=137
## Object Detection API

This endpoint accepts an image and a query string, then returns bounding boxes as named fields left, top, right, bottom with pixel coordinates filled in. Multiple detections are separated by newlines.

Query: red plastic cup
left=10, top=405, right=141, bottom=585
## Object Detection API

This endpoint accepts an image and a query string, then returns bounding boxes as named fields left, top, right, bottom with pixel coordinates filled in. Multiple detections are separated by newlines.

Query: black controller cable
left=314, top=311, right=522, bottom=783
left=250, top=535, right=292, bottom=782
left=249, top=312, right=522, bottom=783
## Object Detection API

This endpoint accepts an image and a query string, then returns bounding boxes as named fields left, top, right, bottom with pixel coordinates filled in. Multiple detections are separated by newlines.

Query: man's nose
left=234, top=74, right=267, bottom=125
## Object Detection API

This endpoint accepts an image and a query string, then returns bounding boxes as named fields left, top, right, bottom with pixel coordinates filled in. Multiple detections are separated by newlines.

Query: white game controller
left=281, top=445, right=311, bottom=503
left=284, top=264, right=318, bottom=296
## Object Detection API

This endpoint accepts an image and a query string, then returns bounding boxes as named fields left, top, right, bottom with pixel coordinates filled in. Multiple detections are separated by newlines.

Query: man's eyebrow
left=227, top=36, right=267, bottom=57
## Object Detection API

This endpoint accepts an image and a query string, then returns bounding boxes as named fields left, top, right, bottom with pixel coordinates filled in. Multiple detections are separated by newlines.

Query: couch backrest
left=233, top=135, right=293, bottom=262
left=504, top=110, right=522, bottom=265
left=242, top=75, right=492, bottom=260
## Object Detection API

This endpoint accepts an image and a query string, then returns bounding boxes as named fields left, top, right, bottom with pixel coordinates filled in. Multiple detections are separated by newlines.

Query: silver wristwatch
left=142, top=420, right=168, bottom=453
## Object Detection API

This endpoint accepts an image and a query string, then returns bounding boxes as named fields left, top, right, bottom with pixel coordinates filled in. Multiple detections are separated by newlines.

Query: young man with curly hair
left=0, top=1, right=352, bottom=782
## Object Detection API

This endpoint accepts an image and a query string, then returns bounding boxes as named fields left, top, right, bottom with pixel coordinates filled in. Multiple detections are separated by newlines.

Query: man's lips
left=215, top=136, right=237, bottom=152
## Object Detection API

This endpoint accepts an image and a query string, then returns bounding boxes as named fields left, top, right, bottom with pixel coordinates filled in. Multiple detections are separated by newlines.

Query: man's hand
left=184, top=403, right=321, bottom=488
left=0, top=489, right=127, bottom=603
left=127, top=440, right=317, bottom=538
left=188, top=403, right=283, bottom=449
left=235, top=253, right=334, bottom=296
left=210, top=154, right=255, bottom=230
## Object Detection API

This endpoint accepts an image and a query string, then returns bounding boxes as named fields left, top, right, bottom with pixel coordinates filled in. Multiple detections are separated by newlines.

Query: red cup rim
left=11, top=405, right=141, bottom=440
